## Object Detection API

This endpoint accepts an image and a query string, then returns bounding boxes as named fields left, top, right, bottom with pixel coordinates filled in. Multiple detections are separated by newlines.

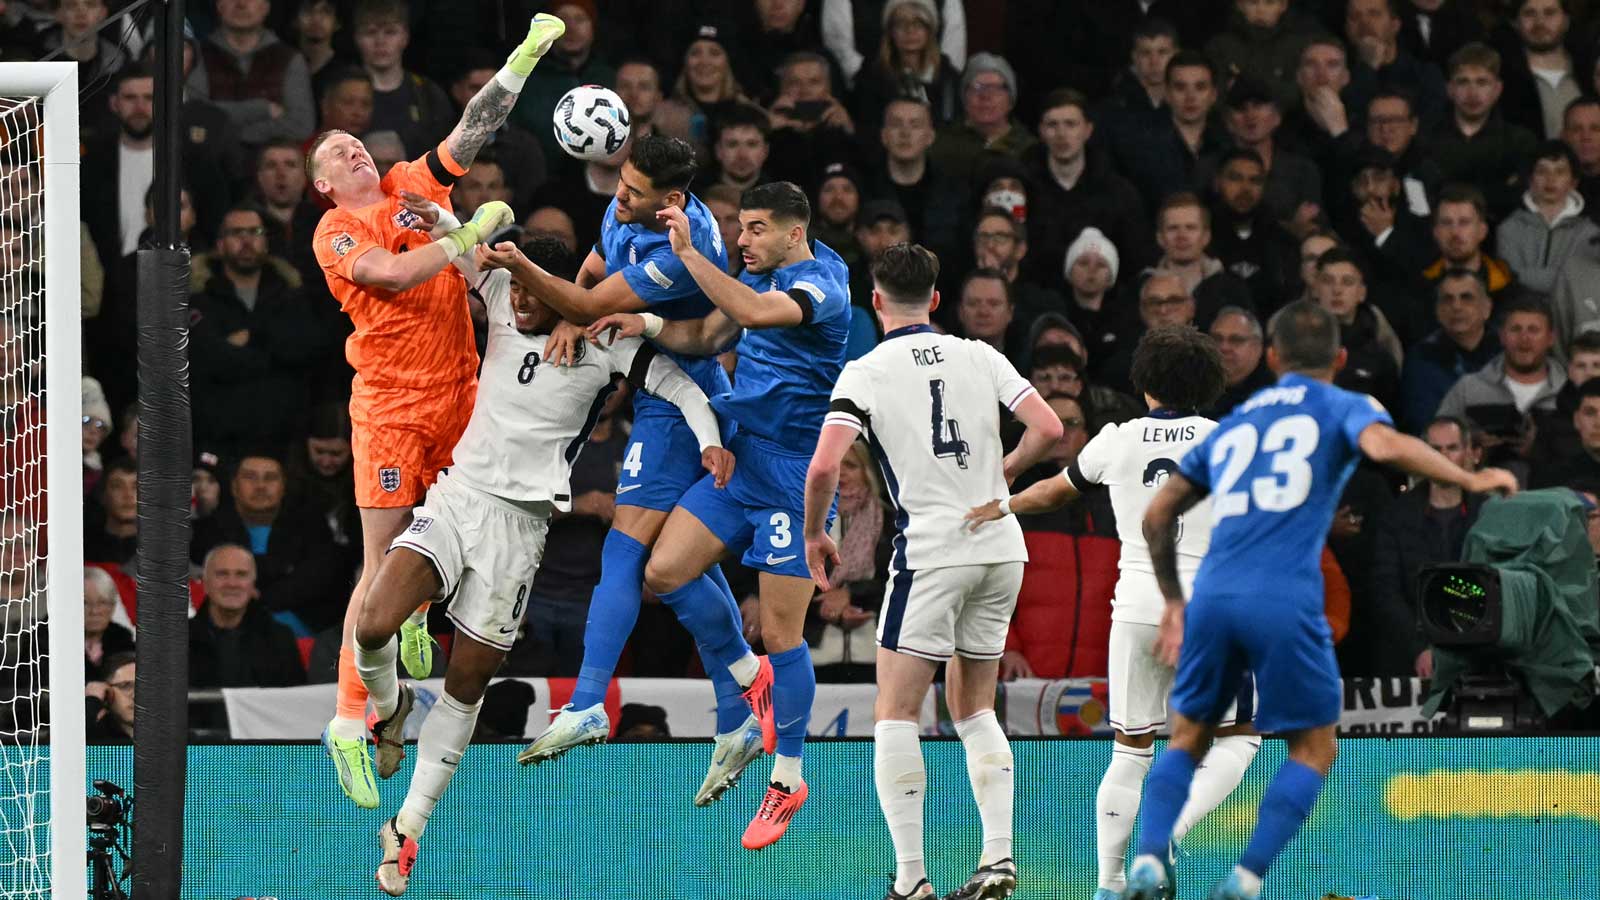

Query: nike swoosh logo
left=616, top=484, right=643, bottom=494
left=498, top=625, right=516, bottom=634
left=441, top=755, right=460, bottom=766
left=765, top=553, right=797, bottom=565
left=777, top=715, right=804, bottom=730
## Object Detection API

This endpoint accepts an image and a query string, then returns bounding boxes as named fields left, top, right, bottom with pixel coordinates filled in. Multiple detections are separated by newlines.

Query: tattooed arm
left=1143, top=472, right=1206, bottom=667
left=444, top=80, right=518, bottom=170
left=443, top=14, right=564, bottom=167
left=1143, top=472, right=1204, bottom=605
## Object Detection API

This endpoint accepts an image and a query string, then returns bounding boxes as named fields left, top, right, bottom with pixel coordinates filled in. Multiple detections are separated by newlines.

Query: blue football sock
left=1136, top=749, right=1199, bottom=859
left=769, top=643, right=815, bottom=758
left=700, top=565, right=748, bottom=733
left=1239, top=760, right=1325, bottom=878
left=570, top=531, right=648, bottom=710
left=660, top=573, right=750, bottom=666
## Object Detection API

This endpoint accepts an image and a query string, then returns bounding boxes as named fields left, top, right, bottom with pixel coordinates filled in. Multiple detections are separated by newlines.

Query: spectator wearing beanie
left=929, top=52, right=1038, bottom=185
left=1062, top=227, right=1135, bottom=372
left=812, top=162, right=867, bottom=269
left=823, top=0, right=967, bottom=88
left=655, top=22, right=753, bottom=156
left=850, top=0, right=964, bottom=133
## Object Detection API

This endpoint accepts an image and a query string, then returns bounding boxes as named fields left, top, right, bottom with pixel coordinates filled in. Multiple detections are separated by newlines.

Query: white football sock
left=771, top=753, right=803, bottom=788
left=328, top=716, right=366, bottom=741
left=729, top=652, right=761, bottom=687
left=397, top=691, right=482, bottom=840
left=1096, top=741, right=1154, bottom=890
left=1173, top=735, right=1262, bottom=843
left=954, top=709, right=1013, bottom=866
left=874, top=719, right=927, bottom=895
left=355, top=636, right=400, bottom=720
left=1232, top=864, right=1263, bottom=897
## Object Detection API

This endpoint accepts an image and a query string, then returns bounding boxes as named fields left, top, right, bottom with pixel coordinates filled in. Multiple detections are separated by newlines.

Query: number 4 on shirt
left=929, top=379, right=969, bottom=469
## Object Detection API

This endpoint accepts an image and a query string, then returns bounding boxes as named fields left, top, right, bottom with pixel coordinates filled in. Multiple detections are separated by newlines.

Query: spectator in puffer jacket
left=994, top=391, right=1120, bottom=680
left=1496, top=140, right=1600, bottom=302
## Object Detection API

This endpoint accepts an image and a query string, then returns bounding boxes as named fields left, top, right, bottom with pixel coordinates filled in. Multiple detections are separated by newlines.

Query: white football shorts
left=877, top=562, right=1025, bottom=662
left=389, top=470, right=550, bottom=651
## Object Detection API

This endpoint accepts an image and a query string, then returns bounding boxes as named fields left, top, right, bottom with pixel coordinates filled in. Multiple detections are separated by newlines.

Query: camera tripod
left=88, top=825, right=130, bottom=900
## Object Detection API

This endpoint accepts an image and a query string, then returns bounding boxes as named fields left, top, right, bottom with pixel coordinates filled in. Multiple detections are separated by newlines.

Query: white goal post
left=0, top=61, right=84, bottom=900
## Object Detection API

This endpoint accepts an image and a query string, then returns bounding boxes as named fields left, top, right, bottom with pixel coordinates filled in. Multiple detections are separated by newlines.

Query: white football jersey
left=448, top=270, right=722, bottom=508
left=826, top=327, right=1032, bottom=571
left=1066, top=412, right=1217, bottom=625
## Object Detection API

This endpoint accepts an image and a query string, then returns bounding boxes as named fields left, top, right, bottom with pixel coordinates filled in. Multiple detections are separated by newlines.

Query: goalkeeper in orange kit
left=306, top=11, right=567, bottom=810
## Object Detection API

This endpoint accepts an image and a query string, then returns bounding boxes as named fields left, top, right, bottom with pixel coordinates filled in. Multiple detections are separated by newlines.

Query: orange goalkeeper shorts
left=349, top=377, right=476, bottom=509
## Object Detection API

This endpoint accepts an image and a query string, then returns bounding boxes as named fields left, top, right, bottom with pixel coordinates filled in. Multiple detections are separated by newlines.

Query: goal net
left=0, top=63, right=84, bottom=900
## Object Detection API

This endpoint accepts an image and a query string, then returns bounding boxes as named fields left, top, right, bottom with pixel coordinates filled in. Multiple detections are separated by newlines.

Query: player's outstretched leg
left=1127, top=714, right=1215, bottom=900
left=943, top=655, right=1017, bottom=900
left=694, top=566, right=765, bottom=806
left=1095, top=736, right=1154, bottom=899
left=328, top=508, right=415, bottom=808
left=1206, top=725, right=1335, bottom=900
left=1172, top=730, right=1262, bottom=845
left=741, top=572, right=817, bottom=850
left=355, top=547, right=440, bottom=779
left=377, top=631, right=502, bottom=895
left=523, top=525, right=651, bottom=765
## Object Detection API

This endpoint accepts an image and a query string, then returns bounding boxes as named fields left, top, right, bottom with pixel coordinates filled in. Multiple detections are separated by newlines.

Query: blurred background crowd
left=17, top=0, right=1600, bottom=739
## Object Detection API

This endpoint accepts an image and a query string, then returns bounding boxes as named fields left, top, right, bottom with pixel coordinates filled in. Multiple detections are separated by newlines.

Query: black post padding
left=151, top=0, right=184, bottom=248
left=130, top=262, right=192, bottom=890
left=133, top=1, right=190, bottom=893
left=134, top=0, right=192, bottom=891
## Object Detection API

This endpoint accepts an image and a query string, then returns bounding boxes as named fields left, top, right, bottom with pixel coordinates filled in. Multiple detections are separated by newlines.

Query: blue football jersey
left=713, top=242, right=851, bottom=454
left=597, top=194, right=731, bottom=409
left=1180, top=373, right=1391, bottom=606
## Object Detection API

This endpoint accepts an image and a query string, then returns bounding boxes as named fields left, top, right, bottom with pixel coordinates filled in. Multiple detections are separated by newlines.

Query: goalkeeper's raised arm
left=442, top=13, right=567, bottom=168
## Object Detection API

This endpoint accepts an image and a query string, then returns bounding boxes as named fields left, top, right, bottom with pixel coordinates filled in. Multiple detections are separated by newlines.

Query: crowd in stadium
left=31, top=0, right=1600, bottom=734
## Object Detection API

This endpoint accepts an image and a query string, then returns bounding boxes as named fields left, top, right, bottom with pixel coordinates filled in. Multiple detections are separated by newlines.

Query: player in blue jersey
left=587, top=181, right=852, bottom=850
left=490, top=136, right=763, bottom=797
left=1126, top=302, right=1516, bottom=900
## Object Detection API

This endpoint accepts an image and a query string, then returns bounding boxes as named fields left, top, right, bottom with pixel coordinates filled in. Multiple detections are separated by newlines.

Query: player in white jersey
left=803, top=244, right=1063, bottom=900
left=966, top=326, right=1261, bottom=900
left=348, top=237, right=731, bottom=896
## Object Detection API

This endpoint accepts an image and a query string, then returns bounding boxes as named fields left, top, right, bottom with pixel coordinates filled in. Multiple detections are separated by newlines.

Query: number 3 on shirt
left=1210, top=415, right=1319, bottom=520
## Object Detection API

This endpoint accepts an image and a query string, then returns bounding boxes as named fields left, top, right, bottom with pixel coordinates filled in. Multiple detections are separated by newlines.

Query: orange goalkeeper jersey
left=312, top=142, right=478, bottom=391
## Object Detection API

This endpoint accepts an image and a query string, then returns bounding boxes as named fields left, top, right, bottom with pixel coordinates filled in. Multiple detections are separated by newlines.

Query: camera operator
left=86, top=651, right=135, bottom=744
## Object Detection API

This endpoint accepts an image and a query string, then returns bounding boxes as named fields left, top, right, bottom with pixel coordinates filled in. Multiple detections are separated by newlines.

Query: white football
left=553, top=85, right=631, bottom=162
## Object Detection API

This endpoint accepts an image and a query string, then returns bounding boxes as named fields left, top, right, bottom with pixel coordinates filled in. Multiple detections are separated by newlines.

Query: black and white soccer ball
left=553, top=85, right=631, bottom=162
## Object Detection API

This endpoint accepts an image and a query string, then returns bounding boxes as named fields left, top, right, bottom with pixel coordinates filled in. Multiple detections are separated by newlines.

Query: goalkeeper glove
left=496, top=14, right=566, bottom=91
left=439, top=201, right=514, bottom=260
